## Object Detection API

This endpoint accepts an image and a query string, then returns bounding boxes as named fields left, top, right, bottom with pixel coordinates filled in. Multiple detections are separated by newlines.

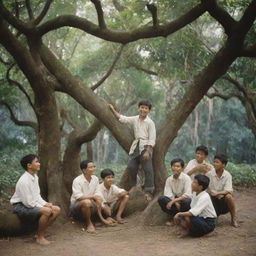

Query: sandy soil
left=1, top=187, right=256, bottom=256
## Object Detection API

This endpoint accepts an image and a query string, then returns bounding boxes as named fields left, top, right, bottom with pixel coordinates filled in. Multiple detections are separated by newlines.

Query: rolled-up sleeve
left=224, top=173, right=233, bottom=193
left=119, top=115, right=136, bottom=124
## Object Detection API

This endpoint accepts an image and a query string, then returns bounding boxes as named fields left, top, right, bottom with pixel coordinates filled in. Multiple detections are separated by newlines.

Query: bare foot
left=231, top=218, right=239, bottom=228
left=116, top=217, right=126, bottom=224
left=106, top=217, right=116, bottom=224
left=165, top=220, right=174, bottom=227
left=177, top=230, right=189, bottom=238
left=144, top=193, right=153, bottom=202
left=86, top=224, right=96, bottom=233
left=36, top=237, right=51, bottom=245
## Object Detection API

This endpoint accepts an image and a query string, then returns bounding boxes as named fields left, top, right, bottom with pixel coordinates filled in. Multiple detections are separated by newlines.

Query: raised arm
left=109, top=104, right=121, bottom=120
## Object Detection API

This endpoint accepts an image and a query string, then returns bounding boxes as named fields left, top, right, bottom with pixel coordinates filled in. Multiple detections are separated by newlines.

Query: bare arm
left=108, top=104, right=121, bottom=119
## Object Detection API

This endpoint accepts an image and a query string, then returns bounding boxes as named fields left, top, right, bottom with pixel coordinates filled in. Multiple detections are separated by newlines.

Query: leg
left=189, top=216, right=216, bottom=237
left=140, top=154, right=154, bottom=195
left=225, top=194, right=238, bottom=227
left=127, top=156, right=140, bottom=189
left=77, top=199, right=95, bottom=233
left=179, top=198, right=191, bottom=212
left=37, top=207, right=54, bottom=245
left=46, top=205, right=61, bottom=226
left=115, top=194, right=129, bottom=224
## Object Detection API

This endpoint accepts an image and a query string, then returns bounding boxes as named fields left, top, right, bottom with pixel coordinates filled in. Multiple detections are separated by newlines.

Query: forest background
left=0, top=0, right=255, bottom=212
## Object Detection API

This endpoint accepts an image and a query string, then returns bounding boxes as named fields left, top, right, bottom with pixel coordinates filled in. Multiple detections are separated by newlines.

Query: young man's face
left=27, top=157, right=40, bottom=173
left=171, top=162, right=183, bottom=179
left=103, top=175, right=114, bottom=187
left=192, top=179, right=201, bottom=193
left=213, top=158, right=225, bottom=171
left=195, top=150, right=207, bottom=163
left=83, top=162, right=96, bottom=176
left=138, top=105, right=150, bottom=118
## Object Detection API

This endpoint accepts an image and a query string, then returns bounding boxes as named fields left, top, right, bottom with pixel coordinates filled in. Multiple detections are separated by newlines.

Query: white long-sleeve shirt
left=189, top=191, right=217, bottom=218
left=95, top=183, right=125, bottom=203
left=164, top=172, right=192, bottom=199
left=70, top=174, right=99, bottom=204
left=119, top=115, right=156, bottom=154
left=10, top=171, right=47, bottom=208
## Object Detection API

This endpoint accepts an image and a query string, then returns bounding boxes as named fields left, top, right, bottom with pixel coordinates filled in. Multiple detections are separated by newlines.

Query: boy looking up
left=10, top=154, right=61, bottom=245
left=184, top=145, right=214, bottom=179
left=206, top=154, right=238, bottom=227
left=96, top=169, right=129, bottom=224
left=158, top=158, right=191, bottom=225
left=174, top=174, right=217, bottom=237
left=109, top=99, right=156, bottom=201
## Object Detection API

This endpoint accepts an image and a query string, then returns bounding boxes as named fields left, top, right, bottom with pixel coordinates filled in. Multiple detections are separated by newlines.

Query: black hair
left=194, top=174, right=210, bottom=191
left=214, top=154, right=228, bottom=165
left=194, top=174, right=210, bottom=190
left=100, top=168, right=115, bottom=179
left=80, top=160, right=93, bottom=170
left=170, top=158, right=185, bottom=168
left=20, top=154, right=38, bottom=170
left=195, top=145, right=208, bottom=155
left=138, top=99, right=152, bottom=110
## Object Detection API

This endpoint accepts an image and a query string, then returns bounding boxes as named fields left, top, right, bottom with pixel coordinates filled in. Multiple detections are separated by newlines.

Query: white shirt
left=119, top=115, right=156, bottom=154
left=70, top=174, right=99, bottom=203
left=206, top=169, right=233, bottom=194
left=184, top=159, right=214, bottom=179
left=189, top=191, right=217, bottom=218
left=164, top=172, right=192, bottom=199
left=10, top=171, right=47, bottom=208
left=95, top=183, right=125, bottom=203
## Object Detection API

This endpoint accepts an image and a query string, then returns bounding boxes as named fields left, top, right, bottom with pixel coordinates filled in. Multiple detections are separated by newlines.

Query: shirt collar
left=25, top=171, right=36, bottom=181
left=213, top=169, right=226, bottom=178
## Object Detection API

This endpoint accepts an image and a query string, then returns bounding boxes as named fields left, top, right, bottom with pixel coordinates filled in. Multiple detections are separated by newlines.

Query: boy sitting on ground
left=174, top=174, right=217, bottom=237
left=10, top=154, right=61, bottom=245
left=184, top=145, right=214, bottom=179
left=206, top=154, right=239, bottom=227
left=96, top=169, right=129, bottom=224
left=158, top=158, right=192, bottom=225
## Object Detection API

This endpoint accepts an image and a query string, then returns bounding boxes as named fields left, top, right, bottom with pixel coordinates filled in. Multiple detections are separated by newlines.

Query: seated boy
left=206, top=154, right=238, bottom=227
left=96, top=169, right=129, bottom=224
left=109, top=99, right=156, bottom=201
left=184, top=145, right=214, bottom=179
left=174, top=174, right=217, bottom=237
left=158, top=158, right=192, bottom=225
left=10, top=154, right=61, bottom=245
left=70, top=160, right=107, bottom=233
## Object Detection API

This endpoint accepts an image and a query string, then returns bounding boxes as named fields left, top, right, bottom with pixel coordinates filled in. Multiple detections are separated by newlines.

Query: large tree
left=0, top=0, right=255, bottom=212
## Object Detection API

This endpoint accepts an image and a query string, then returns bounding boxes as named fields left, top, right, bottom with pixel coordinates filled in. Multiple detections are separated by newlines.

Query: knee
left=123, top=194, right=129, bottom=201
left=81, top=199, right=91, bottom=208
left=53, top=206, right=61, bottom=215
left=158, top=195, right=166, bottom=204
left=41, top=207, right=52, bottom=217
left=225, top=193, right=233, bottom=201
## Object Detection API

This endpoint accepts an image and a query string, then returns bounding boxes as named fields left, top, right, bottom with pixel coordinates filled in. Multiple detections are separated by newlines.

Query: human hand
left=143, top=150, right=150, bottom=160
left=174, top=213, right=180, bottom=224
left=166, top=200, right=174, bottom=210
left=45, top=203, right=53, bottom=208
left=108, top=104, right=114, bottom=111
left=209, top=191, right=218, bottom=197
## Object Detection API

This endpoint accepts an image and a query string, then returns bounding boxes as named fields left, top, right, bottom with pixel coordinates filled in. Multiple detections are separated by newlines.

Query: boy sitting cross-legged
left=96, top=169, right=129, bottom=224
left=158, top=158, right=192, bottom=226
left=174, top=174, right=217, bottom=237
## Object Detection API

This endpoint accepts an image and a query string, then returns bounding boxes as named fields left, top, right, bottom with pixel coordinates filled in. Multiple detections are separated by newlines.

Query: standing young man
left=109, top=99, right=156, bottom=200
left=10, top=154, right=61, bottom=245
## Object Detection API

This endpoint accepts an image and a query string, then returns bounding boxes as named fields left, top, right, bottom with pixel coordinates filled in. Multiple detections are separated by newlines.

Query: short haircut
left=214, top=154, right=228, bottom=165
left=100, top=169, right=115, bottom=179
left=195, top=145, right=208, bottom=155
left=194, top=174, right=210, bottom=191
left=80, top=160, right=93, bottom=170
left=20, top=154, right=38, bottom=170
left=170, top=158, right=185, bottom=168
left=138, top=99, right=152, bottom=110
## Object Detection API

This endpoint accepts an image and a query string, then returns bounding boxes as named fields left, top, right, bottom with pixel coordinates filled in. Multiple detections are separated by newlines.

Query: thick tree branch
left=34, top=0, right=53, bottom=25
left=239, top=44, right=256, bottom=57
left=91, top=44, right=124, bottom=91
left=0, top=2, right=30, bottom=34
left=146, top=3, right=158, bottom=27
left=91, top=0, right=106, bottom=29
left=129, top=62, right=158, bottom=76
left=0, top=100, right=38, bottom=131
left=37, top=3, right=208, bottom=42
left=201, top=0, right=237, bottom=35
left=25, top=0, right=34, bottom=20
left=207, top=91, right=243, bottom=101
left=221, top=76, right=246, bottom=95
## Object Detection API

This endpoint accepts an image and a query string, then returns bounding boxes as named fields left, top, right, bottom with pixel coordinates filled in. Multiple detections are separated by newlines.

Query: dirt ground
left=1, top=187, right=256, bottom=256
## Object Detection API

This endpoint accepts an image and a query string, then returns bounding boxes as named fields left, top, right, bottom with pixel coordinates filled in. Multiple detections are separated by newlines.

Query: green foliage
left=227, top=162, right=256, bottom=187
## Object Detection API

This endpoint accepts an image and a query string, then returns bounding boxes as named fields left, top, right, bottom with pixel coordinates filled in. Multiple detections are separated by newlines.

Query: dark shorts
left=12, top=203, right=41, bottom=224
left=69, top=200, right=97, bottom=221
left=210, top=196, right=230, bottom=216
left=189, top=216, right=216, bottom=237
